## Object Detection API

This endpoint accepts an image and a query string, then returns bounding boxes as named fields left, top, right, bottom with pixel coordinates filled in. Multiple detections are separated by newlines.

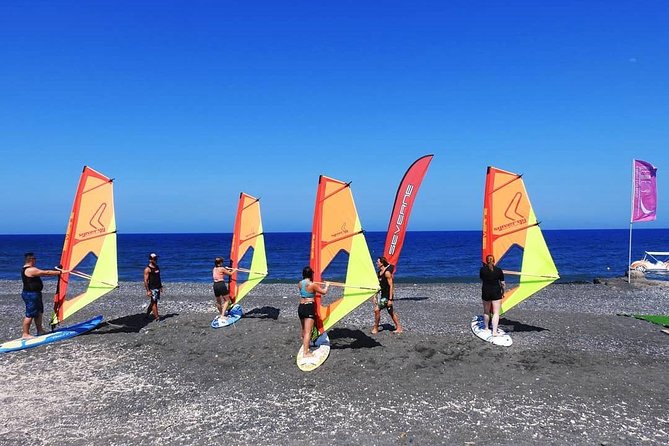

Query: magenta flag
left=631, top=159, right=658, bottom=223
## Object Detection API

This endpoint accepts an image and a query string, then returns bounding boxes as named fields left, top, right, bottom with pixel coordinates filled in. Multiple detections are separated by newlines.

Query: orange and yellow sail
left=482, top=166, right=559, bottom=314
left=52, top=166, right=118, bottom=325
left=311, top=176, right=379, bottom=335
left=229, top=193, right=268, bottom=305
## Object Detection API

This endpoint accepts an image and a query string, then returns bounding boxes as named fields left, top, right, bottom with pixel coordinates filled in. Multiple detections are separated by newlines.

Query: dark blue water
left=1, top=230, right=668, bottom=283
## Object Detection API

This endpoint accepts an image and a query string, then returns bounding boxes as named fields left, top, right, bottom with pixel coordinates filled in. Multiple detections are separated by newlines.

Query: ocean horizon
left=2, top=229, right=669, bottom=284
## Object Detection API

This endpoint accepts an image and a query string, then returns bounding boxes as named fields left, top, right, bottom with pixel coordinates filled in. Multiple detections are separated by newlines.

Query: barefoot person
left=298, top=266, right=329, bottom=358
left=371, top=256, right=403, bottom=334
left=479, top=254, right=505, bottom=336
left=212, top=257, right=234, bottom=320
left=20, top=252, right=60, bottom=338
left=144, top=253, right=163, bottom=322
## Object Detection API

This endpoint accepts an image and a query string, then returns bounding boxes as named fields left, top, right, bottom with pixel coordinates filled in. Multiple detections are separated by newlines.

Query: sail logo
left=388, top=184, right=414, bottom=255
left=494, top=192, right=527, bottom=232
left=79, top=203, right=108, bottom=238
left=331, top=222, right=350, bottom=239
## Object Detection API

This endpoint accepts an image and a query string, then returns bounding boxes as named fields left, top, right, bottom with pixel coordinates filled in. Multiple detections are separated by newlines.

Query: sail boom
left=314, top=281, right=380, bottom=291
left=232, top=267, right=268, bottom=276
left=501, top=270, right=560, bottom=279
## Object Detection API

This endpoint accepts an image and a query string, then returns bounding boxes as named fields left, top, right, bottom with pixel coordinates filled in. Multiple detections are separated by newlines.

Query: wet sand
left=0, top=280, right=668, bottom=445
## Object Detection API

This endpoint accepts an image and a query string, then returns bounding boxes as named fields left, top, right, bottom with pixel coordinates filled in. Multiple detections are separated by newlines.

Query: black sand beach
left=1, top=280, right=668, bottom=445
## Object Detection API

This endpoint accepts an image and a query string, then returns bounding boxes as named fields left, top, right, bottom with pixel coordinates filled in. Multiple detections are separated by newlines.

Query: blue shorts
left=150, top=289, right=161, bottom=302
left=22, top=291, right=44, bottom=318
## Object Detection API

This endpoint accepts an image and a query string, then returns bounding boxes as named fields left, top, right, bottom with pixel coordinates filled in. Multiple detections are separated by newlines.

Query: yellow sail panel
left=312, top=176, right=379, bottom=334
left=483, top=166, right=559, bottom=315
left=52, top=166, right=118, bottom=325
left=61, top=231, right=118, bottom=320
left=230, top=193, right=268, bottom=304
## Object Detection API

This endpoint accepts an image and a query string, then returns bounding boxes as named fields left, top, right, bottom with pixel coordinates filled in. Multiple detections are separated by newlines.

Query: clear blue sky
left=1, top=1, right=667, bottom=234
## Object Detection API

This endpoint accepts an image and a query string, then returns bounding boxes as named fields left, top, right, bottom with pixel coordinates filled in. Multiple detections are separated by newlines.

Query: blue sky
left=1, top=1, right=667, bottom=234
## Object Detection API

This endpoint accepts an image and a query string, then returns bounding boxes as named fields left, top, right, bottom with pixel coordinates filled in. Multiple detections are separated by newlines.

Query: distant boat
left=630, top=251, right=669, bottom=274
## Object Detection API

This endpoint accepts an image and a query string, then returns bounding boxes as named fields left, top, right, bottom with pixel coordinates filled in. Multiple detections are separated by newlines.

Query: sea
left=1, top=229, right=668, bottom=284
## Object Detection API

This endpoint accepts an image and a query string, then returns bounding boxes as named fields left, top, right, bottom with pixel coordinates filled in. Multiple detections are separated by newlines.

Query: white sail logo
left=388, top=184, right=414, bottom=256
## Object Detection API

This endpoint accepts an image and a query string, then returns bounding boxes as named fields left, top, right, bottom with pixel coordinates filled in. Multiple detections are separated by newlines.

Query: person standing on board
left=298, top=266, right=329, bottom=358
left=144, top=253, right=163, bottom=322
left=371, top=256, right=403, bottom=334
left=20, top=252, right=61, bottom=338
left=479, top=254, right=505, bottom=336
left=213, top=257, right=234, bottom=320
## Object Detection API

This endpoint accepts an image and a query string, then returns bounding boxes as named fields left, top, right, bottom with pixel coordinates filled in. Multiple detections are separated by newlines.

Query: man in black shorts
left=144, top=253, right=163, bottom=322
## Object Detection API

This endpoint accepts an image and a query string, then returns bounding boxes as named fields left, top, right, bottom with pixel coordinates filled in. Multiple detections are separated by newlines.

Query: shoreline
left=1, top=281, right=668, bottom=445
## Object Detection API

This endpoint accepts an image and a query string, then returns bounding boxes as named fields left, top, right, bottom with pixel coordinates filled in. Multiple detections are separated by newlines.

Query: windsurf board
left=0, top=315, right=103, bottom=354
left=297, top=332, right=330, bottom=371
left=211, top=304, right=243, bottom=328
left=470, top=315, right=513, bottom=347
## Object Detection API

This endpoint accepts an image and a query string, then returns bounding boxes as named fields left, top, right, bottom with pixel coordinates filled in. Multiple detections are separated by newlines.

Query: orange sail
left=311, top=176, right=379, bottom=335
left=52, top=166, right=118, bottom=325
left=229, top=193, right=268, bottom=305
left=483, top=166, right=559, bottom=314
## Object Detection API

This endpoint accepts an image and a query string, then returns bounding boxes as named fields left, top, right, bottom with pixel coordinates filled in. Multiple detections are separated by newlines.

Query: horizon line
left=1, top=227, right=667, bottom=236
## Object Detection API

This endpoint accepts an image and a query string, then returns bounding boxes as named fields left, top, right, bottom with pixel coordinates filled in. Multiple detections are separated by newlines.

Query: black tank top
left=22, top=266, right=44, bottom=292
left=378, top=264, right=394, bottom=297
left=147, top=264, right=162, bottom=289
left=480, top=265, right=504, bottom=292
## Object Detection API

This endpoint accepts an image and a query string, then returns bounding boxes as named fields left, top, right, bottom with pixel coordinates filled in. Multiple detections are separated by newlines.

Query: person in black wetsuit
left=479, top=254, right=505, bottom=336
left=20, top=252, right=61, bottom=338
left=371, top=256, right=403, bottom=334
left=143, top=253, right=163, bottom=322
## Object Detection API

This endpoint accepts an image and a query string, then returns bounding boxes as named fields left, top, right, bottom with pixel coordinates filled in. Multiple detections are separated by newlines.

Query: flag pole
left=628, top=222, right=633, bottom=283
left=628, top=159, right=634, bottom=283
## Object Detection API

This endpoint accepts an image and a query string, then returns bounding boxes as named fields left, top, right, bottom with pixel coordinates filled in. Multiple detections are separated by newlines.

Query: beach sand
left=1, top=279, right=668, bottom=445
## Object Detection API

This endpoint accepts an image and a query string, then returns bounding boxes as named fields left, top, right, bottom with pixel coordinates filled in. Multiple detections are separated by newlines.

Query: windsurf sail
left=229, top=193, right=268, bottom=305
left=51, top=166, right=118, bottom=326
left=482, top=166, right=559, bottom=314
left=383, top=154, right=433, bottom=269
left=311, top=175, right=379, bottom=335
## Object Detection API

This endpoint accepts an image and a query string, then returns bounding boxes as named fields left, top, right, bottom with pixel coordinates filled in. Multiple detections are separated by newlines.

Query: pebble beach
left=1, top=279, right=668, bottom=446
